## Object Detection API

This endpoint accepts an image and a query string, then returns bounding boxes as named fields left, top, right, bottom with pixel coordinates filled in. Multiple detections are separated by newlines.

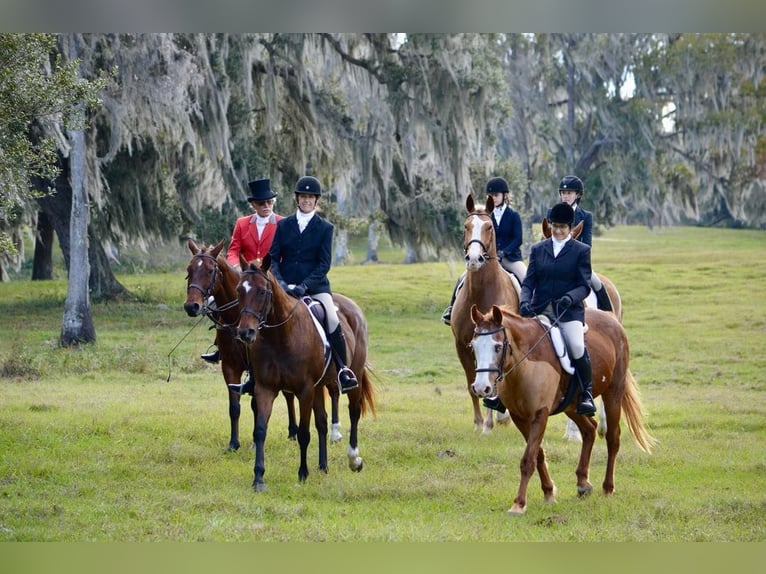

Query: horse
left=450, top=194, right=520, bottom=433
left=235, top=254, right=376, bottom=491
left=468, top=303, right=656, bottom=515
left=183, top=239, right=299, bottom=451
left=541, top=218, right=622, bottom=441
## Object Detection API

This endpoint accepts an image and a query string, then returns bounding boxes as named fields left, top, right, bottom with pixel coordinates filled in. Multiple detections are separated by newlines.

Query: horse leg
left=295, top=391, right=314, bottom=483
left=508, top=409, right=549, bottom=515
left=283, top=391, right=298, bottom=441
left=572, top=413, right=597, bottom=496
left=535, top=443, right=557, bottom=504
left=252, top=387, right=278, bottom=492
left=329, top=385, right=343, bottom=442
left=313, top=387, right=329, bottom=473
left=601, top=394, right=622, bottom=496
left=345, top=386, right=363, bottom=472
left=227, top=389, right=242, bottom=451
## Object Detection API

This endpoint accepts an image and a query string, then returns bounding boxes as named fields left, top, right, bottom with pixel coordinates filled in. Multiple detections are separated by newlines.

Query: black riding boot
left=483, top=396, right=507, bottom=414
left=329, top=326, right=358, bottom=393
left=227, top=376, right=254, bottom=396
left=573, top=351, right=596, bottom=416
left=594, top=285, right=613, bottom=312
left=201, top=347, right=220, bottom=364
left=441, top=277, right=462, bottom=325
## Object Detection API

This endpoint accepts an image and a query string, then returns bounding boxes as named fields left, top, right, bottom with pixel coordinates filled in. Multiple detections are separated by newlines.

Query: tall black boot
left=573, top=351, right=596, bottom=416
left=201, top=347, right=220, bottom=364
left=328, top=326, right=358, bottom=393
left=441, top=277, right=462, bottom=325
left=483, top=396, right=507, bottom=414
left=595, top=285, right=613, bottom=312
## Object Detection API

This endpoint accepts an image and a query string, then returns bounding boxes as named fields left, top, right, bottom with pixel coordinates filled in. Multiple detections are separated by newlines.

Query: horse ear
left=211, top=240, right=225, bottom=258
left=188, top=238, right=199, bottom=254
left=492, top=305, right=503, bottom=324
left=541, top=218, right=551, bottom=239
left=470, top=304, right=480, bottom=324
left=571, top=220, right=583, bottom=240
left=465, top=194, right=475, bottom=213
left=484, top=195, right=493, bottom=213
left=239, top=253, right=248, bottom=270
left=262, top=253, right=271, bottom=272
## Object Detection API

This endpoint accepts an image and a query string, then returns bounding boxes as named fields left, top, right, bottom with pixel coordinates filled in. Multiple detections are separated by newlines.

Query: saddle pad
left=535, top=315, right=574, bottom=374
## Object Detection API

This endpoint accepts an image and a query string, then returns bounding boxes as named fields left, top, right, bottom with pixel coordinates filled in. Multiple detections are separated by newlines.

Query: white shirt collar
left=296, top=209, right=315, bottom=232
left=552, top=234, right=572, bottom=257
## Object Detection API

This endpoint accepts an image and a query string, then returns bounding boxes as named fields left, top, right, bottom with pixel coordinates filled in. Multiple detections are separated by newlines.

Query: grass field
left=0, top=225, right=764, bottom=542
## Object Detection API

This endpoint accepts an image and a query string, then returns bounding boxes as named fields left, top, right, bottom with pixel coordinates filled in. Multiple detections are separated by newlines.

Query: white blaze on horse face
left=241, top=279, right=253, bottom=294
left=471, top=332, right=500, bottom=398
left=465, top=214, right=487, bottom=271
left=196, top=259, right=204, bottom=268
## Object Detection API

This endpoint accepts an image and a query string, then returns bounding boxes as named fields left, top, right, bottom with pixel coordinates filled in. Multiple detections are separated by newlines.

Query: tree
left=0, top=33, right=105, bottom=275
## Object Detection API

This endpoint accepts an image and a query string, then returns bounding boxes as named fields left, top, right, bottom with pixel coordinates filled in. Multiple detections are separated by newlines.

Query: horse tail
left=621, top=369, right=658, bottom=454
left=359, top=364, right=377, bottom=418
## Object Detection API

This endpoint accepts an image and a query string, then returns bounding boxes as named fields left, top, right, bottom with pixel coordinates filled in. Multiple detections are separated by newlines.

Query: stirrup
left=337, top=367, right=358, bottom=393
left=576, top=397, right=596, bottom=416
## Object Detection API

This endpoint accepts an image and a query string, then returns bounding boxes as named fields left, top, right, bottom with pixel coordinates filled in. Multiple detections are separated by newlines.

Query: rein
left=188, top=252, right=240, bottom=330
left=239, top=268, right=302, bottom=330
left=474, top=309, right=565, bottom=382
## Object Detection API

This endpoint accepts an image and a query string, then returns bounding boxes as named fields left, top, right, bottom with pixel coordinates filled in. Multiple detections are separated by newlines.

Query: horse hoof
left=577, top=484, right=593, bottom=497
left=349, top=458, right=363, bottom=472
left=508, top=504, right=526, bottom=515
left=252, top=482, right=266, bottom=492
left=226, top=443, right=240, bottom=452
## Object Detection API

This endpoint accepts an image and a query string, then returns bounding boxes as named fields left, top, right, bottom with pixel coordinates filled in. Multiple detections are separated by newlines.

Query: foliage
left=0, top=225, right=764, bottom=540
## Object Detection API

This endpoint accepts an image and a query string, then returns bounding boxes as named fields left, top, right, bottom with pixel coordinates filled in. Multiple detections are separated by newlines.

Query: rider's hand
left=556, top=294, right=573, bottom=313
left=519, top=301, right=535, bottom=317
left=287, top=283, right=307, bottom=298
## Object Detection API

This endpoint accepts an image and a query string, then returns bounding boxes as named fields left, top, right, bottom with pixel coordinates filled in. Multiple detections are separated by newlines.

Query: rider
left=201, top=178, right=282, bottom=364
left=441, top=176, right=526, bottom=325
left=486, top=202, right=596, bottom=416
left=547, top=175, right=613, bottom=312
left=266, top=175, right=358, bottom=394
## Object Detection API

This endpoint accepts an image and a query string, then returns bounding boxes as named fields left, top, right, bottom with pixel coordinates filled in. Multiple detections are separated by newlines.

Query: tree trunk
left=61, top=36, right=96, bottom=346
left=32, top=210, right=54, bottom=280
left=364, top=221, right=379, bottom=263
left=333, top=228, right=349, bottom=265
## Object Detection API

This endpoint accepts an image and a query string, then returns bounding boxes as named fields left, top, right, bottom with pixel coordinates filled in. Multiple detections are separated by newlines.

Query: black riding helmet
left=558, top=175, right=583, bottom=204
left=485, top=177, right=510, bottom=195
left=295, top=176, right=322, bottom=196
left=549, top=202, right=575, bottom=226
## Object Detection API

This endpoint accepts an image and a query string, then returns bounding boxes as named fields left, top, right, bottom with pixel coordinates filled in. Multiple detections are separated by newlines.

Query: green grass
left=0, top=225, right=764, bottom=541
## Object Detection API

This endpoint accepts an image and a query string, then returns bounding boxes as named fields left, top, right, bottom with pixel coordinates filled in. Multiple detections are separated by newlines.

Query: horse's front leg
left=221, top=362, right=244, bottom=452
left=508, top=408, right=550, bottom=515
left=344, top=386, right=363, bottom=472
left=296, top=390, right=314, bottom=483
left=313, top=386, right=329, bottom=473
left=252, top=386, right=278, bottom=492
left=282, top=391, right=298, bottom=441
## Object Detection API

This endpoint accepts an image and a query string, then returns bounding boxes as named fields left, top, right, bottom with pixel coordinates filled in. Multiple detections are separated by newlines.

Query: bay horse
left=183, top=239, right=299, bottom=451
left=469, top=304, right=656, bottom=515
left=235, top=254, right=376, bottom=491
left=451, top=194, right=520, bottom=433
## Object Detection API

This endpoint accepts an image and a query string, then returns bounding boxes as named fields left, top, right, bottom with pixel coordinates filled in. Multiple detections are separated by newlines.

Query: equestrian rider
left=441, top=176, right=526, bottom=325
left=201, top=178, right=282, bottom=364
left=547, top=175, right=613, bottom=312
left=266, top=175, right=358, bottom=394
left=486, top=202, right=596, bottom=416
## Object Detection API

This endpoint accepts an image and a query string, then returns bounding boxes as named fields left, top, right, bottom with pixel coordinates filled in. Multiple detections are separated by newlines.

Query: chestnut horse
left=451, top=194, right=520, bottom=433
left=183, top=239, right=298, bottom=451
left=541, top=218, right=622, bottom=441
left=235, top=255, right=376, bottom=491
left=469, top=304, right=656, bottom=515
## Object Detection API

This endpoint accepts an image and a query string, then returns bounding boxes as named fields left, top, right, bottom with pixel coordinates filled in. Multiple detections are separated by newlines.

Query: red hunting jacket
left=227, top=213, right=283, bottom=267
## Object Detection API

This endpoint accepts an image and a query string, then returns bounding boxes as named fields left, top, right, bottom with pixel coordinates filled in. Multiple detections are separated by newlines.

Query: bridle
left=186, top=253, right=220, bottom=301
left=463, top=211, right=498, bottom=261
left=471, top=325, right=509, bottom=383
left=186, top=253, right=240, bottom=327
left=238, top=267, right=300, bottom=330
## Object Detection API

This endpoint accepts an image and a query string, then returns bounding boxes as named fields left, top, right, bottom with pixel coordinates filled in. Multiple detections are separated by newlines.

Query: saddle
left=535, top=314, right=589, bottom=415
left=300, top=296, right=332, bottom=354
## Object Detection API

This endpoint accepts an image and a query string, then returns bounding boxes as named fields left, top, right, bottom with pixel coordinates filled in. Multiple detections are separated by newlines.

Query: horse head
left=235, top=256, right=276, bottom=343
left=463, top=194, right=497, bottom=271
left=184, top=238, right=225, bottom=317
left=468, top=304, right=510, bottom=398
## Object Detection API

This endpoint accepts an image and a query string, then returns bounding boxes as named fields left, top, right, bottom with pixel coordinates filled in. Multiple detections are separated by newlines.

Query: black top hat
left=247, top=179, right=277, bottom=201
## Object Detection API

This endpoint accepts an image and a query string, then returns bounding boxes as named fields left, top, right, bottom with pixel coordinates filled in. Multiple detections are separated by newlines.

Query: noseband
left=472, top=325, right=509, bottom=383
left=463, top=212, right=497, bottom=260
